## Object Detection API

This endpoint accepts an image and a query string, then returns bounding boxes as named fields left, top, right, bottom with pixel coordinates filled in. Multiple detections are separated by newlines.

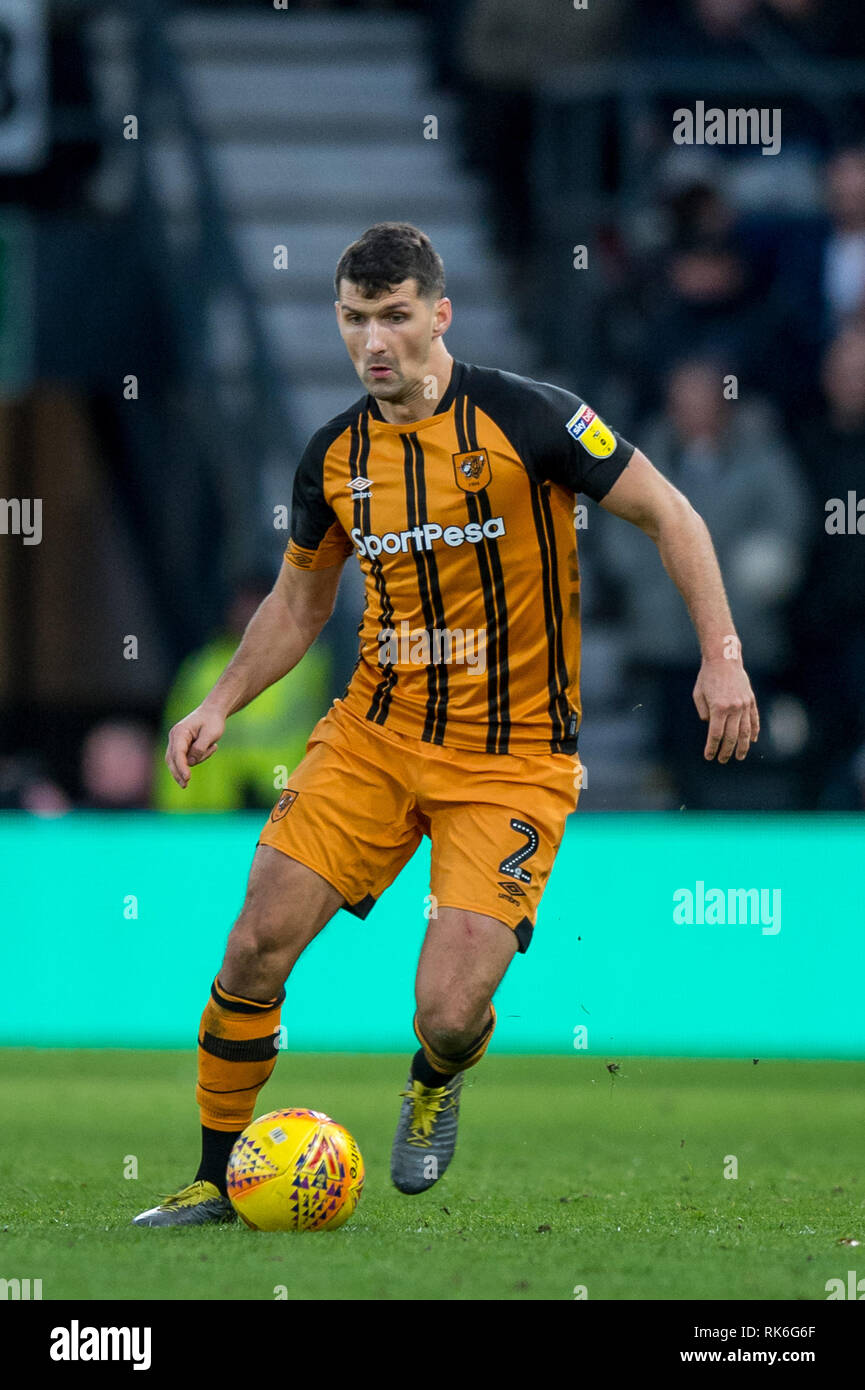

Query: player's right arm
left=165, top=558, right=345, bottom=789
left=167, top=419, right=356, bottom=788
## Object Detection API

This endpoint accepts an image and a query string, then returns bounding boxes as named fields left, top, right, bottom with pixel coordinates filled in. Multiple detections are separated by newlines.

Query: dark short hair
left=334, top=222, right=445, bottom=302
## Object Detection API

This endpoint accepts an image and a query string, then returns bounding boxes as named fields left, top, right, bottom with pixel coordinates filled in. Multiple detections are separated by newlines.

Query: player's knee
left=416, top=1002, right=485, bottom=1057
left=230, top=906, right=285, bottom=961
left=222, top=904, right=295, bottom=993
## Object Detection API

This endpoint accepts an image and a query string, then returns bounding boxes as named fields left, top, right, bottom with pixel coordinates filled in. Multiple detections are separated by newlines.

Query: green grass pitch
left=1, top=1049, right=862, bottom=1301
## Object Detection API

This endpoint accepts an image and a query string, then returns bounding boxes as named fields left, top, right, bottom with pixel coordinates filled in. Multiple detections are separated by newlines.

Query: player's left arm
left=599, top=448, right=760, bottom=764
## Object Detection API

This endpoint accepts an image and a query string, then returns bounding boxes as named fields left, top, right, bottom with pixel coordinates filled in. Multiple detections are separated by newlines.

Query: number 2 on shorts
left=498, top=818, right=539, bottom=885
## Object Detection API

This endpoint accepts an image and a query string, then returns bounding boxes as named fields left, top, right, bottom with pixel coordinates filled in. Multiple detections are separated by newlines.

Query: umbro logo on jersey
left=346, top=476, right=373, bottom=494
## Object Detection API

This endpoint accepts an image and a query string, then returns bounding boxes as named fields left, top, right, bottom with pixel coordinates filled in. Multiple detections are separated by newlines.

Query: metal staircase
left=159, top=7, right=538, bottom=443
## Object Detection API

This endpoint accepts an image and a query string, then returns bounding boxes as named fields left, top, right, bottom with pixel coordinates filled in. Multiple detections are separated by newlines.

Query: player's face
left=335, top=278, right=450, bottom=402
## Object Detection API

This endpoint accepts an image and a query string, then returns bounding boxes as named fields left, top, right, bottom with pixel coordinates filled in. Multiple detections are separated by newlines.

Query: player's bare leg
left=132, top=847, right=344, bottom=1226
left=219, top=844, right=345, bottom=999
left=391, top=908, right=517, bottom=1194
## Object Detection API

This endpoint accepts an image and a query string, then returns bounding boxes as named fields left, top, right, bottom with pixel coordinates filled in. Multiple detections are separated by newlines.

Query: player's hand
left=165, top=705, right=226, bottom=788
left=693, top=658, right=759, bottom=763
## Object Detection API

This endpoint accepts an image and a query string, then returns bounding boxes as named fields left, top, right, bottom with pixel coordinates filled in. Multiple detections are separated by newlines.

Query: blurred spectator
left=802, top=319, right=865, bottom=468
left=81, top=720, right=154, bottom=810
left=460, top=0, right=634, bottom=88
left=624, top=148, right=865, bottom=423
left=690, top=0, right=756, bottom=42
left=822, top=150, right=865, bottom=328
left=664, top=177, right=737, bottom=246
left=759, top=0, right=865, bottom=62
left=770, top=147, right=865, bottom=388
left=819, top=740, right=865, bottom=810
left=457, top=0, right=634, bottom=260
left=636, top=0, right=757, bottom=59
left=602, top=358, right=808, bottom=804
left=0, top=754, right=71, bottom=815
left=793, top=323, right=865, bottom=784
left=153, top=575, right=332, bottom=812
left=627, top=230, right=779, bottom=418
left=641, top=0, right=865, bottom=60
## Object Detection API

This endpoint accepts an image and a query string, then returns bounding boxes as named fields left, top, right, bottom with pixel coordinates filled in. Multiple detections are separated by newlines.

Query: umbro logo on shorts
left=497, top=881, right=527, bottom=899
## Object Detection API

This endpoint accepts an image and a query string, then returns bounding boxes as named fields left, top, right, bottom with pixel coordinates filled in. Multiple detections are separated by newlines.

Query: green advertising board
left=0, top=811, right=862, bottom=1058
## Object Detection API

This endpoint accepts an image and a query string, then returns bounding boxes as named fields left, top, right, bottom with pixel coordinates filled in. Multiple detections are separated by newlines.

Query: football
left=226, top=1108, right=364, bottom=1232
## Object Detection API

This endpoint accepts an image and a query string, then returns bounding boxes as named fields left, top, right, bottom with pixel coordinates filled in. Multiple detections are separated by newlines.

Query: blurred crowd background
left=1, top=0, right=864, bottom=814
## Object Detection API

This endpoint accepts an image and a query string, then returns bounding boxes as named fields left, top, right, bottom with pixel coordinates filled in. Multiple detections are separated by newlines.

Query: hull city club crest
left=452, top=450, right=491, bottom=493
left=270, top=788, right=298, bottom=822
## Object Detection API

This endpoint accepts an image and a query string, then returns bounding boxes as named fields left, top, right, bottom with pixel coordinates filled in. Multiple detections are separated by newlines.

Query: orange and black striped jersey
left=284, top=359, right=635, bottom=755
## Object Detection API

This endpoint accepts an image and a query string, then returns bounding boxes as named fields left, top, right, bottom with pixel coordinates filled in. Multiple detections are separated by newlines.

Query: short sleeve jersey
left=285, top=359, right=634, bottom=754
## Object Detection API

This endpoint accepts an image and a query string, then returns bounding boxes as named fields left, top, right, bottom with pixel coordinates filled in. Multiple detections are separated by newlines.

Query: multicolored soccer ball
left=226, top=1108, right=364, bottom=1232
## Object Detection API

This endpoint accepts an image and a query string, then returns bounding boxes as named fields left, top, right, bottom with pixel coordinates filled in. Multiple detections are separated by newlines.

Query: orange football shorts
left=257, top=698, right=581, bottom=952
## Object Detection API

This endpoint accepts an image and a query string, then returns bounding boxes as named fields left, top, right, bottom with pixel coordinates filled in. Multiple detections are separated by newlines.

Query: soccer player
left=134, top=223, right=759, bottom=1226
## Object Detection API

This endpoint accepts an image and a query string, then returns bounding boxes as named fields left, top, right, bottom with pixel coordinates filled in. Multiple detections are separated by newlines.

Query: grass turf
left=0, top=1049, right=862, bottom=1301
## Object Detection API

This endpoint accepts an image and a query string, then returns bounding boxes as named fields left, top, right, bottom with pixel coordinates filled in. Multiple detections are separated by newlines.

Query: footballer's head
left=334, top=223, right=452, bottom=403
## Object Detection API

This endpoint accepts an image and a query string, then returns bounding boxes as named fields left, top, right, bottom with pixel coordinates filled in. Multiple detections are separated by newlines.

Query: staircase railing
left=128, top=0, right=298, bottom=583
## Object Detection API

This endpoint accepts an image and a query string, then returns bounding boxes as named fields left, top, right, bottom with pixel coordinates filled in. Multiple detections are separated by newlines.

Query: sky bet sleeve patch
left=565, top=404, right=617, bottom=458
